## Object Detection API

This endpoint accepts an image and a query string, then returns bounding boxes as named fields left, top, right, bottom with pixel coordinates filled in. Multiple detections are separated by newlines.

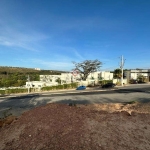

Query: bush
left=41, top=86, right=53, bottom=91
left=99, top=80, right=113, bottom=85
left=116, top=82, right=121, bottom=85
left=0, top=90, right=5, bottom=95
left=56, top=85, right=64, bottom=89
left=63, top=84, right=69, bottom=89
left=70, top=82, right=78, bottom=88
left=41, top=83, right=78, bottom=91
left=5, top=88, right=27, bottom=94
left=0, top=83, right=79, bottom=94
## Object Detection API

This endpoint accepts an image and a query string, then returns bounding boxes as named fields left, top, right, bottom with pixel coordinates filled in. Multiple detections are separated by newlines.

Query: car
left=102, top=83, right=116, bottom=88
left=129, top=79, right=138, bottom=84
left=76, top=85, right=86, bottom=90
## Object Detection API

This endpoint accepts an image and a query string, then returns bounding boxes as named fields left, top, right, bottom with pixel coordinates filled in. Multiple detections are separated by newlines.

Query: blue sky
left=0, top=0, right=150, bottom=71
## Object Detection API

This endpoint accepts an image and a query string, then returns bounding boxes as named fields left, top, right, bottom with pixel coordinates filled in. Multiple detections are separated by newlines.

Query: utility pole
left=120, top=55, right=125, bottom=86
left=27, top=75, right=30, bottom=93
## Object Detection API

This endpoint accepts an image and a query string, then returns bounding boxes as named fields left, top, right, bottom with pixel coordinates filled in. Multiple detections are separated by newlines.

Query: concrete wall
left=26, top=81, right=46, bottom=88
left=100, top=71, right=113, bottom=80
left=113, top=79, right=127, bottom=85
left=26, top=81, right=59, bottom=88
left=78, top=81, right=89, bottom=86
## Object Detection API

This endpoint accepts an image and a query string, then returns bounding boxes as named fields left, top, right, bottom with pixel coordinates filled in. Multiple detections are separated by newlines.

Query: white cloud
left=31, top=59, right=74, bottom=71
left=73, top=49, right=84, bottom=60
left=48, top=45, right=85, bottom=61
left=0, top=19, right=49, bottom=51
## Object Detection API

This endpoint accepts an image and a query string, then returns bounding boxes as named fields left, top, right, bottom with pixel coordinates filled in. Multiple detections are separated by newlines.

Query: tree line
left=0, top=67, right=63, bottom=87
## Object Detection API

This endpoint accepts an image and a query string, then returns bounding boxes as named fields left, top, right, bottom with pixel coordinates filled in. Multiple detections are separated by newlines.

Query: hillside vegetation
left=0, top=66, right=66, bottom=87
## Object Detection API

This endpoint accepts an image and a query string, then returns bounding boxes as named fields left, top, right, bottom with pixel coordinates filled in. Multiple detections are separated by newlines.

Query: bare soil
left=0, top=102, right=150, bottom=150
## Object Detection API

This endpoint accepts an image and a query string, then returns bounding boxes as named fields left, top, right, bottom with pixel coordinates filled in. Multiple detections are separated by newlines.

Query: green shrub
left=0, top=90, right=5, bottom=95
left=70, top=82, right=78, bottom=88
left=63, top=84, right=69, bottom=89
left=116, top=82, right=121, bottom=85
left=57, top=85, right=64, bottom=89
left=41, top=86, right=53, bottom=91
left=0, top=83, right=79, bottom=94
left=41, top=83, right=78, bottom=91
left=5, top=88, right=27, bottom=94
left=99, top=80, right=113, bottom=85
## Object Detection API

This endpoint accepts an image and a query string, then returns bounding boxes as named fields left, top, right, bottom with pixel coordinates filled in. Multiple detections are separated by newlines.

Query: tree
left=113, top=69, right=122, bottom=79
left=55, top=77, right=61, bottom=84
left=137, top=75, right=146, bottom=83
left=73, top=59, right=102, bottom=81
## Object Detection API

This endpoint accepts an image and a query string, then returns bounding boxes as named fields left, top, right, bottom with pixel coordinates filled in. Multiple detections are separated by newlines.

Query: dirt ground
left=0, top=101, right=150, bottom=150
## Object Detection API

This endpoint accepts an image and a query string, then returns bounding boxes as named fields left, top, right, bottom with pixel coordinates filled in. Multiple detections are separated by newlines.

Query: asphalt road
left=0, top=84, right=150, bottom=118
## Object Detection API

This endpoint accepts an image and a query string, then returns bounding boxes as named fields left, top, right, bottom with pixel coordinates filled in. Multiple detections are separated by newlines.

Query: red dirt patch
left=0, top=103, right=150, bottom=150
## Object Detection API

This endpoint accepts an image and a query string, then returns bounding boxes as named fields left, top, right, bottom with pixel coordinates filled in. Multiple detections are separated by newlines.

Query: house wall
left=113, top=79, right=127, bottom=84
left=61, top=73, right=80, bottom=83
left=124, top=71, right=131, bottom=83
left=26, top=81, right=46, bottom=88
left=100, top=71, right=113, bottom=80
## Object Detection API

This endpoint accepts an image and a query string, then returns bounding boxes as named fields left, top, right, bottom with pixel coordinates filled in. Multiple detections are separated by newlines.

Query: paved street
left=0, top=84, right=150, bottom=118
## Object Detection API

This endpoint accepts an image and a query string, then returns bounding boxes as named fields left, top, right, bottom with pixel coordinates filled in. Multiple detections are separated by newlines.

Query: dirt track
left=0, top=102, right=150, bottom=150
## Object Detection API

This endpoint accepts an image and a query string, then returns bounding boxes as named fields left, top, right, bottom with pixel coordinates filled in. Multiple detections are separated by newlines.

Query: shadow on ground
left=0, top=90, right=150, bottom=118
left=54, top=99, right=91, bottom=105
left=0, top=94, right=53, bottom=118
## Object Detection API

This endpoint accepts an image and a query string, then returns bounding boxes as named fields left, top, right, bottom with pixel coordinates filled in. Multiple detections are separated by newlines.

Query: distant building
left=124, top=69, right=150, bottom=83
left=35, top=68, right=41, bottom=71
left=26, top=71, right=115, bottom=88
left=98, top=71, right=113, bottom=80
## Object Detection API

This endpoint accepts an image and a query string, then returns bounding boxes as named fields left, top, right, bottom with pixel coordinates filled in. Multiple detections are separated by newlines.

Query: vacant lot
left=0, top=102, right=150, bottom=150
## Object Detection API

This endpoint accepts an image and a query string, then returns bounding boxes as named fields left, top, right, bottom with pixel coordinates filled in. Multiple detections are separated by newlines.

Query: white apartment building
left=61, top=73, right=80, bottom=83
left=130, top=69, right=149, bottom=79
left=26, top=71, right=114, bottom=88
left=99, top=71, right=113, bottom=80
left=124, top=69, right=150, bottom=82
left=40, top=71, right=113, bottom=84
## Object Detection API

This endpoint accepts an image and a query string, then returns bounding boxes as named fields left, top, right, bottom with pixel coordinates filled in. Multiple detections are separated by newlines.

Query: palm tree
left=113, top=69, right=122, bottom=84
left=113, top=69, right=122, bottom=79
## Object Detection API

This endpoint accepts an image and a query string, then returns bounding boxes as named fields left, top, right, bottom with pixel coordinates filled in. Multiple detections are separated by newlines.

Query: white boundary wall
left=113, top=79, right=127, bottom=84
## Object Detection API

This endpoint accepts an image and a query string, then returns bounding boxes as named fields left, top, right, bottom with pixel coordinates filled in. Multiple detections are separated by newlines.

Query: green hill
left=0, top=66, right=66, bottom=87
